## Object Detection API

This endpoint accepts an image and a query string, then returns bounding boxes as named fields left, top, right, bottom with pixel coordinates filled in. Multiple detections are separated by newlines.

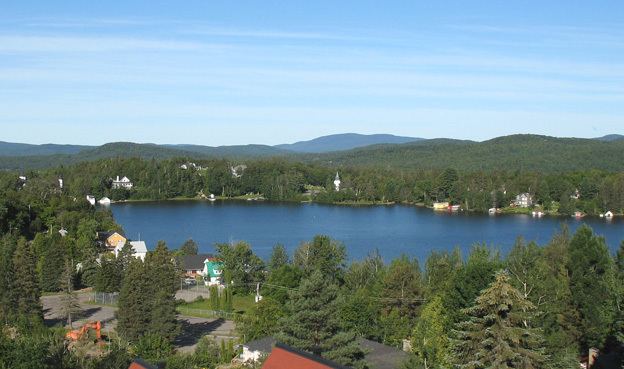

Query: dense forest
left=1, top=169, right=624, bottom=368
left=2, top=135, right=624, bottom=172
left=11, top=155, right=624, bottom=216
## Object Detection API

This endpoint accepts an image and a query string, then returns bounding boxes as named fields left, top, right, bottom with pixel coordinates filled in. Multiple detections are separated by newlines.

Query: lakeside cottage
left=513, top=193, right=533, bottom=208
left=112, top=176, right=133, bottom=189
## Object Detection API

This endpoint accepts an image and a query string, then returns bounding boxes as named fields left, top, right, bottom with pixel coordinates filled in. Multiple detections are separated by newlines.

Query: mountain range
left=1, top=133, right=623, bottom=172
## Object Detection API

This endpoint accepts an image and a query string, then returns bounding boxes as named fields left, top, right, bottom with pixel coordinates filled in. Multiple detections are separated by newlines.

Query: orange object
left=65, top=321, right=102, bottom=341
left=262, top=343, right=348, bottom=369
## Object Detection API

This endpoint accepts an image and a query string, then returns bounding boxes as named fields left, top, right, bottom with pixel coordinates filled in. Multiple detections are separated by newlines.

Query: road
left=41, top=292, right=236, bottom=353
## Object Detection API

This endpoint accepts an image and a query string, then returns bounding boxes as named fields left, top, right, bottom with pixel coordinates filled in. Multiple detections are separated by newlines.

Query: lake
left=111, top=200, right=624, bottom=261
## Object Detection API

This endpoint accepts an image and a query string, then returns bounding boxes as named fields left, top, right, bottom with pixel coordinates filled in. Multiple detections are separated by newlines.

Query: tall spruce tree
left=39, top=235, right=66, bottom=292
left=59, top=259, right=81, bottom=328
left=117, top=257, right=150, bottom=342
left=277, top=270, right=365, bottom=368
left=453, top=271, right=546, bottom=369
left=12, top=238, right=43, bottom=325
left=144, top=241, right=179, bottom=342
left=567, top=225, right=616, bottom=351
left=0, top=235, right=17, bottom=324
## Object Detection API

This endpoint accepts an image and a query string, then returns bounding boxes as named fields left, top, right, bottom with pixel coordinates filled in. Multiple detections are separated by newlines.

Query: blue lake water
left=111, top=201, right=624, bottom=262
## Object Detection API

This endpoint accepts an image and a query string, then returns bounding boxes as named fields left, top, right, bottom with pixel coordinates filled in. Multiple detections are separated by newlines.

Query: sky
left=0, top=1, right=623, bottom=145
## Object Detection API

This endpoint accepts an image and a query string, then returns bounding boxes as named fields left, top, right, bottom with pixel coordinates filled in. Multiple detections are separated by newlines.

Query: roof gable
left=181, top=253, right=215, bottom=270
left=262, top=343, right=348, bottom=369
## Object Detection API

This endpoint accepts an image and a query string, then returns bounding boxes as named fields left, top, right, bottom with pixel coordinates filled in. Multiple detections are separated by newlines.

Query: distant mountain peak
left=275, top=133, right=423, bottom=153
left=594, top=134, right=624, bottom=142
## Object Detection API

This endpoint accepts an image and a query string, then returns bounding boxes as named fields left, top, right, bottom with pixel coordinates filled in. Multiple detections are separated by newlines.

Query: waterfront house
left=604, top=211, right=614, bottom=218
left=231, top=164, right=247, bottom=178
left=86, top=195, right=96, bottom=205
left=112, top=176, right=133, bottom=189
left=179, top=254, right=224, bottom=285
left=513, top=193, right=533, bottom=207
left=97, top=231, right=126, bottom=250
left=58, top=228, right=68, bottom=237
left=99, top=197, right=111, bottom=205
left=114, top=240, right=147, bottom=261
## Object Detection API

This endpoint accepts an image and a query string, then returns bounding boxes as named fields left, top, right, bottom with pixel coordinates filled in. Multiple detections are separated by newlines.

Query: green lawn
left=180, top=293, right=256, bottom=314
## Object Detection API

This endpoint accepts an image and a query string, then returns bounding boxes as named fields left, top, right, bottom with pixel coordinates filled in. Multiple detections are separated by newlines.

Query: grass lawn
left=180, top=293, right=256, bottom=314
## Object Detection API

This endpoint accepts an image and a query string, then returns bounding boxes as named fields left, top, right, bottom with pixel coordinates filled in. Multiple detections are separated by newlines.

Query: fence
left=176, top=307, right=237, bottom=320
left=89, top=291, right=119, bottom=306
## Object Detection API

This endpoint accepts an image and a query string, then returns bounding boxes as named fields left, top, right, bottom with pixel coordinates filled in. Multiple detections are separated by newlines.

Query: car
left=184, top=278, right=196, bottom=285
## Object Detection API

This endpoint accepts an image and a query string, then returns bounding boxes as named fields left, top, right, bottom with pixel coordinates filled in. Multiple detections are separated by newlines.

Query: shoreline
left=107, top=197, right=620, bottom=220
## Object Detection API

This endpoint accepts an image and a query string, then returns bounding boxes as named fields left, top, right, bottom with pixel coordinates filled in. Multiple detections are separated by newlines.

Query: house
left=433, top=202, right=450, bottom=211
left=604, top=211, right=614, bottom=218
left=244, top=337, right=408, bottom=369
left=180, top=254, right=214, bottom=278
left=97, top=231, right=127, bottom=249
left=99, top=197, right=111, bottom=205
left=261, top=343, right=348, bottom=369
left=59, top=228, right=68, bottom=237
left=86, top=195, right=96, bottom=205
left=112, top=176, right=133, bottom=189
left=333, top=172, right=341, bottom=192
left=513, top=193, right=533, bottom=207
left=127, top=359, right=157, bottom=369
left=231, top=164, right=247, bottom=178
left=114, top=240, right=147, bottom=261
left=179, top=254, right=224, bottom=285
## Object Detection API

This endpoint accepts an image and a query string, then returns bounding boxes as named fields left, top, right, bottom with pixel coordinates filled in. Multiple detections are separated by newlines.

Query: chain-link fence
left=89, top=291, right=119, bottom=306
left=176, top=307, right=237, bottom=320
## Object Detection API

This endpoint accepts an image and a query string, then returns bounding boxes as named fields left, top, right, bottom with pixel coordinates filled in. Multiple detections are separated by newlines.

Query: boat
left=208, top=194, right=216, bottom=202
left=449, top=204, right=461, bottom=212
left=488, top=208, right=497, bottom=214
left=99, top=197, right=111, bottom=205
left=574, top=211, right=584, bottom=219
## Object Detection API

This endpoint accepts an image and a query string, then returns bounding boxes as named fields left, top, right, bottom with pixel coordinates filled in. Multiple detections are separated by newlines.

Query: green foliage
left=12, top=238, right=43, bottom=326
left=216, top=241, right=264, bottom=293
left=117, top=258, right=150, bottom=342
left=38, top=235, right=67, bottom=292
left=453, top=271, right=547, bottom=369
left=268, top=244, right=289, bottom=270
left=567, top=225, right=616, bottom=351
left=238, top=297, right=285, bottom=342
left=262, top=264, right=302, bottom=305
left=278, top=270, right=366, bottom=368
left=179, top=239, right=198, bottom=256
left=411, top=296, right=451, bottom=369
left=293, top=235, right=347, bottom=278
left=134, top=333, right=174, bottom=365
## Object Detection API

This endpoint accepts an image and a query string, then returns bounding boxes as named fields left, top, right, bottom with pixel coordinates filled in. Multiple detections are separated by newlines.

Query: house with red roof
left=262, top=343, right=349, bottom=369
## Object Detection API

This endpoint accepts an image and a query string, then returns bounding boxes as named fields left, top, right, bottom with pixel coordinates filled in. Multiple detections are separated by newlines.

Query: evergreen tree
left=268, top=243, right=289, bottom=270
left=59, top=258, right=81, bottom=328
left=453, top=271, right=546, bottom=369
left=0, top=235, right=17, bottom=324
left=179, top=238, right=198, bottom=256
left=238, top=297, right=285, bottom=341
left=150, top=289, right=180, bottom=341
left=12, top=237, right=43, bottom=325
left=567, top=225, right=616, bottom=351
left=293, top=235, right=346, bottom=278
left=277, top=270, right=365, bottom=368
left=117, top=257, right=149, bottom=342
left=39, top=235, right=66, bottom=292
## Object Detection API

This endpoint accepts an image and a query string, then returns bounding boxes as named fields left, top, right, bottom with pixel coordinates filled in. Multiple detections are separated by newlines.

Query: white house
left=86, top=195, right=96, bottom=205
left=240, top=337, right=276, bottom=363
left=114, top=240, right=147, bottom=261
left=514, top=193, right=533, bottom=208
left=334, top=172, right=341, bottom=192
left=112, top=176, right=133, bottom=189
left=99, top=197, right=111, bottom=205
left=231, top=165, right=247, bottom=178
left=58, top=178, right=64, bottom=189
left=605, top=211, right=614, bottom=219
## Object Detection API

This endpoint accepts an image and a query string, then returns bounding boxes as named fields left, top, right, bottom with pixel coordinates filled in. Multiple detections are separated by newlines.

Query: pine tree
left=59, top=259, right=81, bottom=328
left=117, top=258, right=149, bottom=342
left=453, top=271, right=546, bottom=369
left=0, top=235, right=17, bottom=324
left=39, top=235, right=66, bottom=292
left=12, top=238, right=43, bottom=325
left=150, top=289, right=180, bottom=341
left=277, top=270, right=365, bottom=368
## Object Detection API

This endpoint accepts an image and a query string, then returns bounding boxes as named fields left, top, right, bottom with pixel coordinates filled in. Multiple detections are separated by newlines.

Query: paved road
left=41, top=292, right=236, bottom=352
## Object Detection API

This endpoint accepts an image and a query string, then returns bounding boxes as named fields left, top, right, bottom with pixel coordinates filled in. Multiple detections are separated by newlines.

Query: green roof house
left=204, top=258, right=224, bottom=286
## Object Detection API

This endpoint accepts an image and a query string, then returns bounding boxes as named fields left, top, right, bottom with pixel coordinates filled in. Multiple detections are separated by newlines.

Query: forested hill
left=0, top=141, right=90, bottom=156
left=0, top=142, right=288, bottom=170
left=3, top=134, right=624, bottom=172
left=275, top=133, right=422, bottom=153
left=310, top=135, right=624, bottom=172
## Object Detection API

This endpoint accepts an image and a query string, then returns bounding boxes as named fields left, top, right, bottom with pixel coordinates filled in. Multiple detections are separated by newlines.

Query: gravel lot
left=42, top=292, right=237, bottom=352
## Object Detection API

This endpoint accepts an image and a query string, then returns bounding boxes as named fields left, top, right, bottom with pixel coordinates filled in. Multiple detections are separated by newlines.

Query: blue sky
left=0, top=1, right=623, bottom=145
